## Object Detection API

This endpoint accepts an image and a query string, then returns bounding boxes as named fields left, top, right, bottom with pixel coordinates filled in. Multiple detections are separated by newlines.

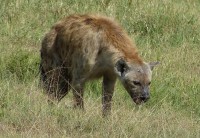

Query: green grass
left=0, top=0, right=200, bottom=137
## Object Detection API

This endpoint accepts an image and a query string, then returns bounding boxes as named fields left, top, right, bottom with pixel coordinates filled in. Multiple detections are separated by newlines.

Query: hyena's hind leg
left=71, top=60, right=86, bottom=109
left=40, top=66, right=71, bottom=104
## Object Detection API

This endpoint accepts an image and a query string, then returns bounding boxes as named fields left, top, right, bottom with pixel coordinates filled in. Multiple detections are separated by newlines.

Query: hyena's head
left=115, top=59, right=159, bottom=105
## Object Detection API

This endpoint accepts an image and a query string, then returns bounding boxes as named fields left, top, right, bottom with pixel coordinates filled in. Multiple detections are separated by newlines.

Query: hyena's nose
left=140, top=92, right=150, bottom=102
left=140, top=96, right=149, bottom=101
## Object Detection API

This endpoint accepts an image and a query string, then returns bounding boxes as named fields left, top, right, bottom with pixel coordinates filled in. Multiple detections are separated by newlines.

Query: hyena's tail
left=39, top=57, right=47, bottom=84
left=39, top=29, right=58, bottom=88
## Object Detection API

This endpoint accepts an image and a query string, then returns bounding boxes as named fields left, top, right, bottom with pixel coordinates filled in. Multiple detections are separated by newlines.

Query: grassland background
left=0, top=0, right=200, bottom=137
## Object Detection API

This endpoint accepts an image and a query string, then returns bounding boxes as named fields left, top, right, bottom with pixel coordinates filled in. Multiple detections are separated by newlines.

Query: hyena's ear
left=114, top=59, right=129, bottom=77
left=149, top=62, right=160, bottom=70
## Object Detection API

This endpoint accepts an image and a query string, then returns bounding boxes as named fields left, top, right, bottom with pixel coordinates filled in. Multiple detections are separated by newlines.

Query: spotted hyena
left=40, top=14, right=159, bottom=116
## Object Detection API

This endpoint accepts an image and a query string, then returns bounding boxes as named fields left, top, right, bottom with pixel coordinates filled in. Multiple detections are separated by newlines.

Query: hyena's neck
left=105, top=31, right=143, bottom=65
left=112, top=49, right=144, bottom=66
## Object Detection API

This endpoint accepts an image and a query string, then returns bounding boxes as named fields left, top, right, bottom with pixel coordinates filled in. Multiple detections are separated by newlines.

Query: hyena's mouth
left=133, top=97, right=149, bottom=105
left=130, top=92, right=149, bottom=105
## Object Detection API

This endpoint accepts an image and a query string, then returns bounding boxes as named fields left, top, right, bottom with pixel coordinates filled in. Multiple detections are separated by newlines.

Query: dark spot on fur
left=84, top=18, right=93, bottom=25
left=97, top=49, right=102, bottom=56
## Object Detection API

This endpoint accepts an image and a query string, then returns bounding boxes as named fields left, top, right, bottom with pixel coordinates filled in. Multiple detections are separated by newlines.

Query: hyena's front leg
left=102, top=75, right=117, bottom=116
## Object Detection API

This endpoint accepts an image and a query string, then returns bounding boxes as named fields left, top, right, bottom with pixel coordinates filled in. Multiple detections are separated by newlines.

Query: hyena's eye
left=133, top=81, right=141, bottom=86
left=148, top=82, right=151, bottom=85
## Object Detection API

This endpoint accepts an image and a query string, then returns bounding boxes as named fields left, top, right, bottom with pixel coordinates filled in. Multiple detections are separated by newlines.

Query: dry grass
left=0, top=79, right=199, bottom=138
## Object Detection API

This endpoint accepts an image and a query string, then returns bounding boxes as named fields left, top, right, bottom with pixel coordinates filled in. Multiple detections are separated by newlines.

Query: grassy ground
left=0, top=0, right=200, bottom=137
